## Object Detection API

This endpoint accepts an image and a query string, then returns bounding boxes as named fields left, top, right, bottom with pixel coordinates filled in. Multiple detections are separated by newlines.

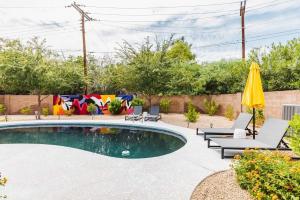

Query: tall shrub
left=131, top=97, right=145, bottom=106
left=20, top=107, right=32, bottom=115
left=224, top=105, right=235, bottom=121
left=108, top=99, right=122, bottom=115
left=42, top=107, right=49, bottom=117
left=184, top=102, right=199, bottom=123
left=203, top=99, right=219, bottom=116
left=87, top=104, right=97, bottom=115
left=289, top=114, right=300, bottom=156
left=0, top=104, right=6, bottom=115
left=160, top=98, right=171, bottom=113
left=246, top=107, right=265, bottom=126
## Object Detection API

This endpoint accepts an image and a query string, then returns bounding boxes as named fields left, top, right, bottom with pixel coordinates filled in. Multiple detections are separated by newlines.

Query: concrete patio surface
left=0, top=118, right=232, bottom=200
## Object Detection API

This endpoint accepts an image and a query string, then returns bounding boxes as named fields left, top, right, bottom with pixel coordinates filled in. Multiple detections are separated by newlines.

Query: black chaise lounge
left=144, top=106, right=161, bottom=121
left=125, top=106, right=143, bottom=121
left=207, top=118, right=290, bottom=159
left=196, top=113, right=253, bottom=140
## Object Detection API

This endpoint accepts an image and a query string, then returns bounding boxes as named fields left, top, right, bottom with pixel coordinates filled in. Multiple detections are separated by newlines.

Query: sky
left=0, top=0, right=300, bottom=62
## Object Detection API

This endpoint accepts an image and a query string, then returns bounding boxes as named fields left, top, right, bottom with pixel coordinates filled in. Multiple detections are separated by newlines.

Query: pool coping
left=0, top=120, right=187, bottom=143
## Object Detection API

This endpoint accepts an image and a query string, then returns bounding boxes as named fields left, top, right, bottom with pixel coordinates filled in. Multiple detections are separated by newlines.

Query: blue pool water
left=0, top=126, right=185, bottom=158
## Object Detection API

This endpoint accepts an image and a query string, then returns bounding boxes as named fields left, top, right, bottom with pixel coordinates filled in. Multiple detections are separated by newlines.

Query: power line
left=1, top=27, right=79, bottom=39
left=85, top=1, right=241, bottom=10
left=247, top=0, right=298, bottom=12
left=49, top=49, right=115, bottom=54
left=90, top=8, right=239, bottom=17
left=89, top=0, right=295, bottom=17
left=0, top=21, right=77, bottom=31
left=99, top=22, right=195, bottom=36
left=100, top=22, right=241, bottom=35
left=89, top=26, right=110, bottom=50
left=193, top=28, right=300, bottom=48
left=0, top=6, right=64, bottom=9
left=89, top=51, right=115, bottom=54
left=0, top=24, right=78, bottom=36
left=97, top=12, right=237, bottom=23
left=248, top=28, right=300, bottom=39
left=89, top=0, right=297, bottom=23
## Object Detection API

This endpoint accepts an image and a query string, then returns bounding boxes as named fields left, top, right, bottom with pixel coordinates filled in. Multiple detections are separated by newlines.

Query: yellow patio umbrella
left=242, top=62, right=265, bottom=139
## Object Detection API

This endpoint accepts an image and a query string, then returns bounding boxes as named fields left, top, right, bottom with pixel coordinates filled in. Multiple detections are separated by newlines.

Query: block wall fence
left=0, top=90, right=299, bottom=118
left=146, top=90, right=300, bottom=118
left=0, top=95, right=53, bottom=115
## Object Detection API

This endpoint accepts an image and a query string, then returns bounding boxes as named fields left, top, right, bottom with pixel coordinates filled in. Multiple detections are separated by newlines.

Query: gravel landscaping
left=190, top=170, right=252, bottom=200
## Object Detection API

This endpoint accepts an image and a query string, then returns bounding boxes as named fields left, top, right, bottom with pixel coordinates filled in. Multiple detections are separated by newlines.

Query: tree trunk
left=148, top=95, right=152, bottom=107
left=37, top=93, right=41, bottom=120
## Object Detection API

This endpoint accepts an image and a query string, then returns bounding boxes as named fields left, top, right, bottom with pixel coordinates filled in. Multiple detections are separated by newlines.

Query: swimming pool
left=0, top=125, right=186, bottom=158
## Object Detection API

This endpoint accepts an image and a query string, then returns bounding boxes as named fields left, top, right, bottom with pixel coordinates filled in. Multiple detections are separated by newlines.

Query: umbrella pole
left=253, top=108, right=256, bottom=139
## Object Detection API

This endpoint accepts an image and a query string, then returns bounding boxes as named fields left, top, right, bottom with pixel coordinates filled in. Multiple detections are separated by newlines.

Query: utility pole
left=240, top=0, right=246, bottom=113
left=67, top=2, right=95, bottom=94
left=240, top=0, right=246, bottom=61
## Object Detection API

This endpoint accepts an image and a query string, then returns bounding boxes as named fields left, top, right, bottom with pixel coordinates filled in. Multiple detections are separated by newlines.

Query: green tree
left=200, top=60, right=249, bottom=94
left=249, top=38, right=300, bottom=91
left=48, top=56, right=85, bottom=94
left=167, top=63, right=205, bottom=95
left=116, top=37, right=174, bottom=104
left=167, top=39, right=195, bottom=62
left=0, top=37, right=85, bottom=118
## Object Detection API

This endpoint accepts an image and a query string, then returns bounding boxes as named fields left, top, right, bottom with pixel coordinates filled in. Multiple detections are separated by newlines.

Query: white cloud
left=0, top=0, right=299, bottom=62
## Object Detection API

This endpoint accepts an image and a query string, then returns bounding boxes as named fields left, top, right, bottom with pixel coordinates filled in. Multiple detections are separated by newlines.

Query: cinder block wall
left=263, top=90, right=300, bottom=118
left=0, top=95, right=53, bottom=114
left=0, top=90, right=299, bottom=118
left=145, top=90, right=299, bottom=118
left=211, top=93, right=242, bottom=116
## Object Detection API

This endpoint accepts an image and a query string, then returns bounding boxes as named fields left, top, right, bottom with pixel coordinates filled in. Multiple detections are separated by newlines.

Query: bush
left=108, top=99, right=122, bottom=115
left=131, top=97, right=145, bottom=106
left=224, top=105, right=235, bottom=121
left=233, top=150, right=300, bottom=200
left=160, top=98, right=171, bottom=113
left=246, top=107, right=265, bottom=126
left=42, top=107, right=49, bottom=117
left=184, top=102, right=199, bottom=123
left=0, top=104, right=6, bottom=115
left=289, top=114, right=300, bottom=156
left=203, top=98, right=219, bottom=116
left=87, top=103, right=97, bottom=115
left=20, top=106, right=32, bottom=115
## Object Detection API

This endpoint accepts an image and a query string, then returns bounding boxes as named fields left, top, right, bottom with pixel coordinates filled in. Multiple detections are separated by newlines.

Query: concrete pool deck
left=0, top=120, right=230, bottom=200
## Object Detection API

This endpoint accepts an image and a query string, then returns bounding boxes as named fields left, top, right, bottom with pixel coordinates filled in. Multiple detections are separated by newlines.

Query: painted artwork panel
left=117, top=95, right=134, bottom=114
left=53, top=94, right=133, bottom=115
left=99, top=95, right=115, bottom=114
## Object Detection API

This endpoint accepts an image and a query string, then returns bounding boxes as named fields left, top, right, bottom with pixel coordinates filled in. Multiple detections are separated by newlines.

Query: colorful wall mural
left=53, top=94, right=134, bottom=115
